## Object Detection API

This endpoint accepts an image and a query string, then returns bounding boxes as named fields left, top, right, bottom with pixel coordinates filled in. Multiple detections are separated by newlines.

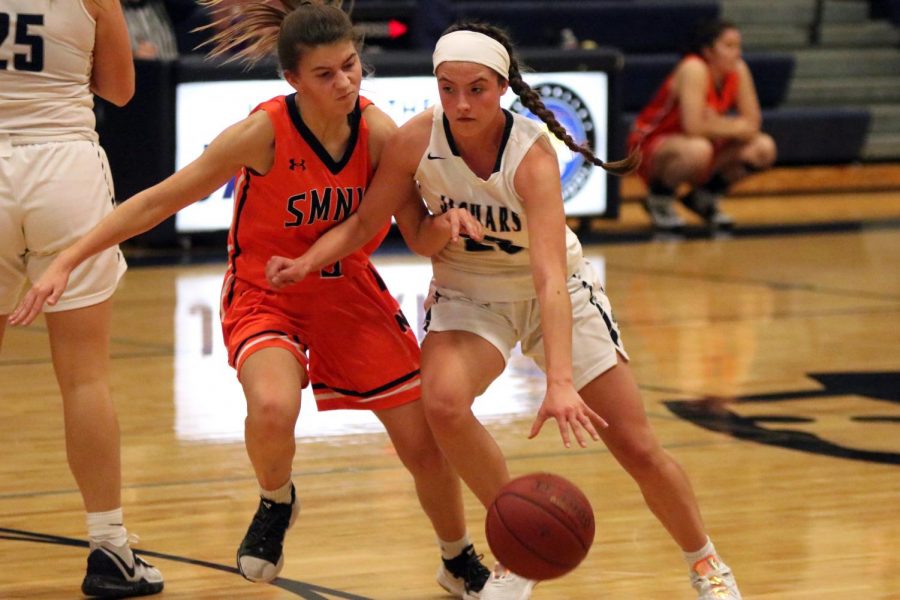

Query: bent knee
left=421, top=391, right=474, bottom=434
left=608, top=434, right=669, bottom=474
left=246, top=396, right=298, bottom=437
left=748, top=133, right=777, bottom=168
left=402, top=439, right=451, bottom=476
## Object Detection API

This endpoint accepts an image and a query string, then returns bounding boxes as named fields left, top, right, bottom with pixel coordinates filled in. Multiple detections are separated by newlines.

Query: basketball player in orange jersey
left=264, top=21, right=743, bottom=600
left=629, top=18, right=776, bottom=232
left=0, top=0, right=164, bottom=596
left=10, top=1, right=491, bottom=596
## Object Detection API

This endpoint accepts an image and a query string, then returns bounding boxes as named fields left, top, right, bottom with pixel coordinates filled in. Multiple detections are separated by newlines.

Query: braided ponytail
left=443, top=22, right=639, bottom=175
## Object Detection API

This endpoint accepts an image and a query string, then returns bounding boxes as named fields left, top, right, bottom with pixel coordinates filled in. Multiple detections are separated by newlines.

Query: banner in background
left=174, top=71, right=608, bottom=232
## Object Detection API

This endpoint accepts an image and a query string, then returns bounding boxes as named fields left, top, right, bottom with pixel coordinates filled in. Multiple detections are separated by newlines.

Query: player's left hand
left=266, top=255, right=310, bottom=289
left=440, top=207, right=484, bottom=243
left=528, top=382, right=608, bottom=448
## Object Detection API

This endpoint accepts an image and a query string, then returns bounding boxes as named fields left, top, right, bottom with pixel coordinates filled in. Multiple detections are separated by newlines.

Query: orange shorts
left=629, top=133, right=727, bottom=184
left=220, top=264, right=421, bottom=412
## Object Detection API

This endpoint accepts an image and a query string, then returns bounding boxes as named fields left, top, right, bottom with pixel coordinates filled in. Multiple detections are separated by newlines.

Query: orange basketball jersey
left=224, top=94, right=389, bottom=299
left=628, top=54, right=740, bottom=151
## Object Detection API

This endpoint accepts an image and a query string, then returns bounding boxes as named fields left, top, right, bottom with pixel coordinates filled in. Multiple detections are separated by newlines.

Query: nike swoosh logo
left=102, top=547, right=136, bottom=579
left=427, top=153, right=445, bottom=160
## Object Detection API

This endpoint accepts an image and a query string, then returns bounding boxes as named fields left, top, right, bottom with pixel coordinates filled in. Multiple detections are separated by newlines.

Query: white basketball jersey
left=0, top=0, right=98, bottom=142
left=416, top=105, right=584, bottom=301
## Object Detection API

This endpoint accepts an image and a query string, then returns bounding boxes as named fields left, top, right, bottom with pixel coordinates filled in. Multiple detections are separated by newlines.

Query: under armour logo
left=289, top=158, right=306, bottom=171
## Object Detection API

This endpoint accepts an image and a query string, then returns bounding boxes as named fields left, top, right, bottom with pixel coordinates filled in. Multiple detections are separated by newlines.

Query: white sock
left=86, top=508, right=128, bottom=547
left=683, top=536, right=716, bottom=569
left=439, top=533, right=472, bottom=560
left=260, top=479, right=294, bottom=504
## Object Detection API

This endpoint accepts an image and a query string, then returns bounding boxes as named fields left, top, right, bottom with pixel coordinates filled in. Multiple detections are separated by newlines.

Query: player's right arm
left=86, top=0, right=135, bottom=106
left=9, top=111, right=274, bottom=325
left=266, top=120, right=420, bottom=288
left=677, top=58, right=757, bottom=142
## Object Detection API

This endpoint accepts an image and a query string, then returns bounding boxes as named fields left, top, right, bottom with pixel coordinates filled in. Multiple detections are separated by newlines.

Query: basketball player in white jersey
left=0, top=1, right=163, bottom=596
left=265, top=22, right=743, bottom=600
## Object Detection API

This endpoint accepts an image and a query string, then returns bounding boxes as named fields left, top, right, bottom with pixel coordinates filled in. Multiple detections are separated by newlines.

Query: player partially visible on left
left=0, top=0, right=164, bottom=597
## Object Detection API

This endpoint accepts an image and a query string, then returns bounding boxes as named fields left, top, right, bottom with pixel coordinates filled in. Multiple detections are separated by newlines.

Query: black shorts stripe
left=577, top=277, right=621, bottom=348
left=311, top=368, right=420, bottom=398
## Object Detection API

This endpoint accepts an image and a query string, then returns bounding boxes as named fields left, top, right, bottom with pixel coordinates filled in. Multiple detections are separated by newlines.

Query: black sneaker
left=81, top=541, right=164, bottom=598
left=236, top=485, right=299, bottom=582
left=436, top=544, right=491, bottom=599
left=682, top=188, right=734, bottom=229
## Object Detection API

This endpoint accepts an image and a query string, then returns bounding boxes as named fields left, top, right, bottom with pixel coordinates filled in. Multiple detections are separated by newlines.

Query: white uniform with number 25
left=0, top=0, right=126, bottom=314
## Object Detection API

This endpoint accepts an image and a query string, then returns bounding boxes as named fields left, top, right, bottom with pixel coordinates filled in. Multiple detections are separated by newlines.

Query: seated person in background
left=628, top=18, right=776, bottom=231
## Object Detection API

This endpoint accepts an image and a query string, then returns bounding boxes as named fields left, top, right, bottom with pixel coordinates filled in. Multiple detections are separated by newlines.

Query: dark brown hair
left=686, top=18, right=739, bottom=55
left=197, top=0, right=361, bottom=72
left=442, top=22, right=639, bottom=176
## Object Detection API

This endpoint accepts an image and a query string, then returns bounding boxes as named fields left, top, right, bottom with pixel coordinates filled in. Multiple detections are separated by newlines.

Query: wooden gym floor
left=2, top=165, right=899, bottom=599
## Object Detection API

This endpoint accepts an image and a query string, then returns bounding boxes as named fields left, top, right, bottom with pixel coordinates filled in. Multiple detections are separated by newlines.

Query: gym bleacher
left=434, top=0, right=900, bottom=218
left=445, top=0, right=886, bottom=165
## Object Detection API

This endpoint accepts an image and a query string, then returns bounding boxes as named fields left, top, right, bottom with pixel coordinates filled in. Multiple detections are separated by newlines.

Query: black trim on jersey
left=577, top=277, right=621, bottom=348
left=231, top=329, right=305, bottom=365
left=311, top=369, right=420, bottom=398
left=285, top=93, right=361, bottom=175
left=442, top=109, right=514, bottom=175
left=226, top=171, right=254, bottom=305
left=367, top=264, right=388, bottom=292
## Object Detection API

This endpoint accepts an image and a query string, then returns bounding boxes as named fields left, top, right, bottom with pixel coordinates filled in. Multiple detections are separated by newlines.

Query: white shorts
left=0, top=138, right=127, bottom=314
left=425, top=259, right=629, bottom=391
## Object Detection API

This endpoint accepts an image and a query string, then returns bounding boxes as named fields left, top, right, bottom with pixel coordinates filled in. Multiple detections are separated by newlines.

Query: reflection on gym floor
left=172, top=253, right=607, bottom=442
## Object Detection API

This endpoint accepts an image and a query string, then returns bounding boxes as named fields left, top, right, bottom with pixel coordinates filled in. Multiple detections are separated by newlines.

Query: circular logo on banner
left=509, top=83, right=596, bottom=203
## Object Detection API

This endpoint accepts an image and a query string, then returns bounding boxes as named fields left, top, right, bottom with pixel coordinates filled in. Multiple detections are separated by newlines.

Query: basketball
left=485, top=472, right=595, bottom=581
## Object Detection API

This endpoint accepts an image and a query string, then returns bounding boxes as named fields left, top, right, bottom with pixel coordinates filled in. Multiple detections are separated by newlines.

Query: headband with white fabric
left=432, top=30, right=510, bottom=79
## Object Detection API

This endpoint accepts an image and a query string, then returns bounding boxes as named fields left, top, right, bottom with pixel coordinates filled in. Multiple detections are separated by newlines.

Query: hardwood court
left=2, top=180, right=899, bottom=599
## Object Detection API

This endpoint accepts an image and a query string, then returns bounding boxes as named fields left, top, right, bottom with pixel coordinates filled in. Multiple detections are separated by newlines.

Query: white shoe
left=643, top=193, right=685, bottom=231
left=479, top=566, right=536, bottom=600
left=690, top=555, right=742, bottom=599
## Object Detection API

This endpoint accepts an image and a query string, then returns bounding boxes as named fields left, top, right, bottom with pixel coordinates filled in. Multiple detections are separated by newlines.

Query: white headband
left=432, top=30, right=510, bottom=80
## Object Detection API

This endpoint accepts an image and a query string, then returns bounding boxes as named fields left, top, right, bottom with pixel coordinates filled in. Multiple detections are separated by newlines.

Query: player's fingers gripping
left=266, top=256, right=293, bottom=289
left=447, top=210, right=461, bottom=242
left=459, top=210, right=484, bottom=241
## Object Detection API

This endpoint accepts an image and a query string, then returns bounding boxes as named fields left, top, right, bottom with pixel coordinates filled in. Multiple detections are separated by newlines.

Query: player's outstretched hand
left=266, top=255, right=311, bottom=290
left=8, top=260, right=72, bottom=326
left=441, top=207, right=484, bottom=243
left=528, top=382, right=608, bottom=448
